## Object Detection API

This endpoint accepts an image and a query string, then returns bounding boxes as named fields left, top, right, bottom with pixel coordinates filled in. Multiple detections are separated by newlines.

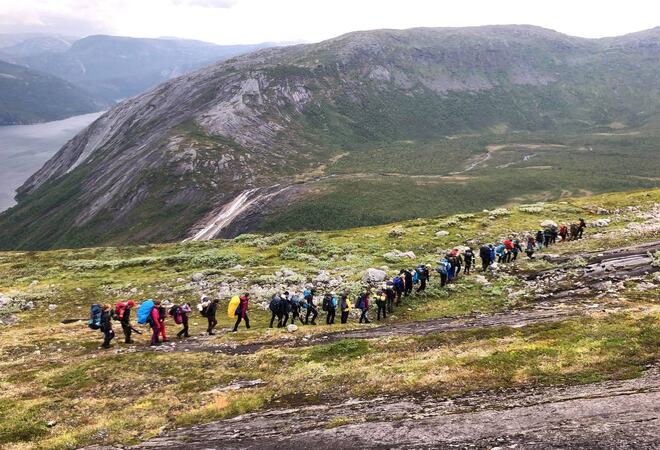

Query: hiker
left=535, top=230, right=544, bottom=249
left=207, top=298, right=219, bottom=335
left=304, top=289, right=318, bottom=325
left=464, top=247, right=474, bottom=275
left=384, top=282, right=396, bottom=313
left=340, top=293, right=352, bottom=324
left=117, top=300, right=136, bottom=344
left=392, top=275, right=404, bottom=305
left=489, top=244, right=496, bottom=266
left=232, top=293, right=250, bottom=332
left=400, top=269, right=413, bottom=296
left=324, top=292, right=337, bottom=325
left=577, top=218, right=586, bottom=239
left=176, top=303, right=191, bottom=338
left=450, top=249, right=462, bottom=277
left=149, top=300, right=162, bottom=346
left=559, top=224, right=568, bottom=241
left=416, top=264, right=429, bottom=293
left=100, top=304, right=115, bottom=349
left=569, top=222, right=579, bottom=240
left=289, top=293, right=304, bottom=325
left=503, top=239, right=514, bottom=263
left=280, top=292, right=291, bottom=327
left=525, top=236, right=536, bottom=259
left=269, top=293, right=283, bottom=328
left=436, top=257, right=450, bottom=287
left=543, top=228, right=552, bottom=248
left=512, top=240, right=522, bottom=262
left=495, top=242, right=506, bottom=264
left=158, top=302, right=169, bottom=343
left=479, top=244, right=491, bottom=271
left=375, top=289, right=387, bottom=320
left=551, top=227, right=558, bottom=245
left=357, top=290, right=371, bottom=324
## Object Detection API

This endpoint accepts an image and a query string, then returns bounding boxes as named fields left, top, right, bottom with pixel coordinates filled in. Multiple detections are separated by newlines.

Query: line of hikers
left=88, top=217, right=587, bottom=348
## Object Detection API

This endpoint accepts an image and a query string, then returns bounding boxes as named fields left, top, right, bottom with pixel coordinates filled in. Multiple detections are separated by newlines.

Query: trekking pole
left=130, top=326, right=143, bottom=335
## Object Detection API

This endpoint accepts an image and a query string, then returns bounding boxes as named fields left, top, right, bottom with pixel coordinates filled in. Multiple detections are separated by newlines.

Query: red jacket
left=237, top=296, right=249, bottom=317
left=150, top=307, right=161, bottom=330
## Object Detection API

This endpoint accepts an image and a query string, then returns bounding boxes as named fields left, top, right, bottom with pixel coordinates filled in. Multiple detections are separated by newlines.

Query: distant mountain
left=0, top=33, right=77, bottom=57
left=10, top=35, right=277, bottom=102
left=2, top=25, right=660, bottom=249
left=0, top=60, right=106, bottom=125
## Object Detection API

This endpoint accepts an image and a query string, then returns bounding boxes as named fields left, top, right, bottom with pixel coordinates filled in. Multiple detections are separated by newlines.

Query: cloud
left=171, top=0, right=237, bottom=7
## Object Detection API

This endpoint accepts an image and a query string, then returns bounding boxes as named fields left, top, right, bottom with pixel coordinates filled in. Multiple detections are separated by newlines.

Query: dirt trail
left=89, top=365, right=660, bottom=450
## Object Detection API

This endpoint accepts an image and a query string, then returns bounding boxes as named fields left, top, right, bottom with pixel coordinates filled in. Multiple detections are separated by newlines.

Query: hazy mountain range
left=0, top=33, right=278, bottom=124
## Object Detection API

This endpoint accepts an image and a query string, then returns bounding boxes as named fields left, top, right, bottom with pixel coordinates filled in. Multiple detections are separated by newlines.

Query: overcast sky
left=1, top=0, right=659, bottom=45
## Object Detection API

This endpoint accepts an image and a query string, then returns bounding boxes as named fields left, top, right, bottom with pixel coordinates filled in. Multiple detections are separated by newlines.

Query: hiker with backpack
left=269, top=293, right=283, bottom=328
left=304, top=289, right=318, bottom=325
left=464, top=247, right=474, bottom=275
left=392, top=275, right=404, bottom=305
left=357, top=290, right=371, bottom=324
left=415, top=265, right=429, bottom=293
left=176, top=303, right=191, bottom=338
left=323, top=292, right=337, bottom=325
left=100, top=304, right=115, bottom=349
left=384, top=282, right=396, bottom=313
left=158, top=301, right=169, bottom=343
left=206, top=298, right=219, bottom=335
left=577, top=218, right=586, bottom=239
left=115, top=300, right=136, bottom=344
left=280, top=292, right=291, bottom=327
left=340, top=292, right=352, bottom=324
left=288, top=293, right=304, bottom=325
left=536, top=230, right=544, bottom=249
left=512, top=240, right=522, bottom=262
left=436, top=257, right=450, bottom=287
left=375, top=289, right=387, bottom=320
left=525, top=236, right=536, bottom=259
left=479, top=245, right=491, bottom=271
left=559, top=224, right=568, bottom=241
left=400, top=269, right=413, bottom=297
left=232, top=293, right=250, bottom=332
left=148, top=300, right=162, bottom=346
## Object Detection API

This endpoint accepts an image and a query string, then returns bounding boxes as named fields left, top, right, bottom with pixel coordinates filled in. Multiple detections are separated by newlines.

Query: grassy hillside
left=0, top=188, right=658, bottom=448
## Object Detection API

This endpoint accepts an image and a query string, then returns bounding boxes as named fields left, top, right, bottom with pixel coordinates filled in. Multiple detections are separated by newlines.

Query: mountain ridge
left=2, top=24, right=660, bottom=249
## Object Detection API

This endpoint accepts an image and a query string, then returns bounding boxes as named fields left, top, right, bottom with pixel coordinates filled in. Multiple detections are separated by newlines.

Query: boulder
left=435, top=230, right=449, bottom=237
left=362, top=268, right=387, bottom=283
left=591, top=218, right=611, bottom=227
left=315, top=271, right=331, bottom=283
left=191, top=272, right=205, bottom=282
left=383, top=250, right=416, bottom=261
left=388, top=227, right=405, bottom=238
left=540, top=220, right=558, bottom=230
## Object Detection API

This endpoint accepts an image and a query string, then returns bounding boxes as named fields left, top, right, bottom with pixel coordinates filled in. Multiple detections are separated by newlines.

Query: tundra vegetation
left=0, top=188, right=658, bottom=449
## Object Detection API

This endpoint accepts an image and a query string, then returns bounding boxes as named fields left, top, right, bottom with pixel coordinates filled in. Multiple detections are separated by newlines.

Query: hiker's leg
left=269, top=312, right=276, bottom=328
left=244, top=314, right=250, bottom=329
left=233, top=315, right=241, bottom=332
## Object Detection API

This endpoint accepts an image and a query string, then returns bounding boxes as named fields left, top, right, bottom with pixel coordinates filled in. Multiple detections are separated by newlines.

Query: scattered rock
left=388, top=227, right=405, bottom=238
left=191, top=273, right=205, bottom=282
left=362, top=268, right=387, bottom=283
left=591, top=218, right=611, bottom=227
left=47, top=420, right=57, bottom=427
left=48, top=304, right=58, bottom=311
left=383, top=250, right=416, bottom=261
left=435, top=230, right=450, bottom=237
left=287, top=324, right=298, bottom=333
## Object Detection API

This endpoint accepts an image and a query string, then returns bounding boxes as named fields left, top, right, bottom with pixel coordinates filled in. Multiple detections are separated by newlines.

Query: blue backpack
left=412, top=270, right=419, bottom=283
left=393, top=276, right=404, bottom=290
left=303, top=289, right=312, bottom=300
left=136, top=299, right=155, bottom=325
left=436, top=260, right=449, bottom=275
left=88, top=304, right=102, bottom=330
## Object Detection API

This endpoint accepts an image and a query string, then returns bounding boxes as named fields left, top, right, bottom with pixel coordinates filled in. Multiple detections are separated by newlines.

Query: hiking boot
left=125, top=340, right=134, bottom=344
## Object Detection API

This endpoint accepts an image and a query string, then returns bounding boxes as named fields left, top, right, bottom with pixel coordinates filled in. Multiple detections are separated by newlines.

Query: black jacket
left=207, top=302, right=218, bottom=319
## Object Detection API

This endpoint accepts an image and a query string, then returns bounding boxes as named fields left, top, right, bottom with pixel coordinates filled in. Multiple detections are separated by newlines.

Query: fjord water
left=0, top=112, right=103, bottom=212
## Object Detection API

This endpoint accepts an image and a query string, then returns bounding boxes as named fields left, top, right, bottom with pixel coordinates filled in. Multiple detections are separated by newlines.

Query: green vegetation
left=0, top=189, right=658, bottom=449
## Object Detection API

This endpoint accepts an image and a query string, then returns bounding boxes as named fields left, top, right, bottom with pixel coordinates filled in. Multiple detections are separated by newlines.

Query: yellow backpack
left=344, top=298, right=353, bottom=312
left=227, top=296, right=240, bottom=318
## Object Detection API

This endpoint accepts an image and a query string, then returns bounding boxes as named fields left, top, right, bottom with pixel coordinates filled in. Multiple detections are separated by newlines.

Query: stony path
left=90, top=365, right=659, bottom=450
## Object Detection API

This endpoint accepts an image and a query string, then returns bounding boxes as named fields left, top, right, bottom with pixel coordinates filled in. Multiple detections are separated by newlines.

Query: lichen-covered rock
left=435, top=230, right=449, bottom=237
left=362, top=268, right=387, bottom=283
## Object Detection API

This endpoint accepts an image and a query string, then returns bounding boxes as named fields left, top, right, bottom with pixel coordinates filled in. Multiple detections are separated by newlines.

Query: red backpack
left=114, top=302, right=127, bottom=320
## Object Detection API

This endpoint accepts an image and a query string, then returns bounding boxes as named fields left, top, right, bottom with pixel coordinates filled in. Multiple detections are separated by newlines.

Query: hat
left=162, top=300, right=173, bottom=307
left=126, top=300, right=136, bottom=307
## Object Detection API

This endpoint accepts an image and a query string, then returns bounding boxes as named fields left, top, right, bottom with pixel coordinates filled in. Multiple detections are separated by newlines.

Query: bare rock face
left=363, top=268, right=387, bottom=283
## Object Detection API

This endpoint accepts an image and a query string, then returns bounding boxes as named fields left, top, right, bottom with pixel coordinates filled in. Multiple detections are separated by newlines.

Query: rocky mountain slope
left=2, top=25, right=660, bottom=249
left=0, top=60, right=107, bottom=125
